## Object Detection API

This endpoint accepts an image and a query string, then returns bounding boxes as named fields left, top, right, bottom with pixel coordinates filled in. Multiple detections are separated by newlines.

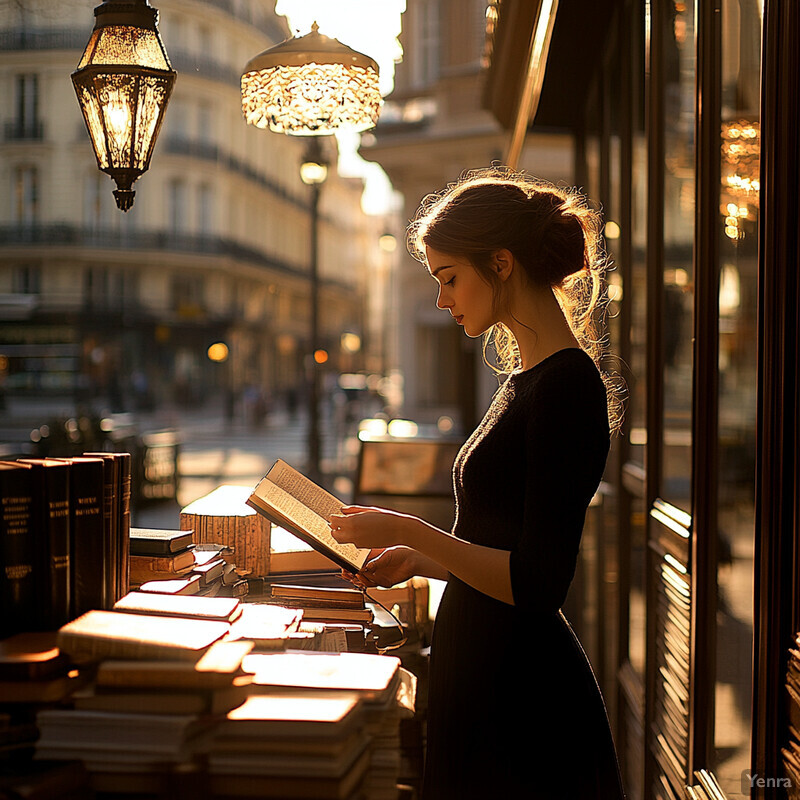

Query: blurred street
left=131, top=400, right=363, bottom=531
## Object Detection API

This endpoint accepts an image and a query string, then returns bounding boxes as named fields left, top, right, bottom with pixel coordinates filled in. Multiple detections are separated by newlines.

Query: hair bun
left=528, top=192, right=586, bottom=284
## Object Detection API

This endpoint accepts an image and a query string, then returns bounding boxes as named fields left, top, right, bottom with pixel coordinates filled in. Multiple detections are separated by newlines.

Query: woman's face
left=426, top=246, right=497, bottom=338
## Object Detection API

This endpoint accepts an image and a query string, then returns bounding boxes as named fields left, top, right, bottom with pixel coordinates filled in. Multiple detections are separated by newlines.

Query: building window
left=83, top=267, right=138, bottom=310
left=8, top=74, right=41, bottom=139
left=13, top=166, right=38, bottom=225
left=168, top=179, right=188, bottom=234
left=410, top=0, right=440, bottom=88
left=198, top=184, right=213, bottom=235
left=170, top=274, right=205, bottom=317
left=12, top=264, right=41, bottom=294
left=198, top=101, right=214, bottom=146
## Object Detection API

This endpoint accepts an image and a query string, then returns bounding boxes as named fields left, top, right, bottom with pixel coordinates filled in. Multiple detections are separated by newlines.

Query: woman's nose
left=436, top=286, right=451, bottom=309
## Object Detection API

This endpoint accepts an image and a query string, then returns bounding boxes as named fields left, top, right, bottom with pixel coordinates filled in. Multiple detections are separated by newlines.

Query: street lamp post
left=300, top=139, right=329, bottom=482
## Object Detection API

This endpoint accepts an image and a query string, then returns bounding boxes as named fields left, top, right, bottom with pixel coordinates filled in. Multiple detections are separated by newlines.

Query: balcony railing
left=0, top=223, right=297, bottom=275
left=0, top=28, right=85, bottom=51
left=0, top=224, right=355, bottom=292
left=162, top=136, right=307, bottom=211
left=4, top=120, right=44, bottom=141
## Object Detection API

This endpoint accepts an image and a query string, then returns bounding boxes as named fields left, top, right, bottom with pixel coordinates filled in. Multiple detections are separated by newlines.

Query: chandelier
left=241, top=22, right=381, bottom=136
left=71, top=0, right=176, bottom=211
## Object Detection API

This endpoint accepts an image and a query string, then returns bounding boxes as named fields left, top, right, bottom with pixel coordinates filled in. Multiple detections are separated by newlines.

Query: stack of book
left=129, top=527, right=199, bottom=595
left=258, top=584, right=373, bottom=653
left=69, top=638, right=254, bottom=717
left=684, top=769, right=728, bottom=800
left=0, top=453, right=131, bottom=636
left=180, top=485, right=270, bottom=578
left=130, top=528, right=249, bottom=600
left=783, top=639, right=800, bottom=789
left=0, top=632, right=86, bottom=763
left=242, top=651, right=415, bottom=800
left=205, top=691, right=371, bottom=800
left=268, top=584, right=373, bottom=626
left=34, top=600, right=246, bottom=793
left=35, top=708, right=208, bottom=794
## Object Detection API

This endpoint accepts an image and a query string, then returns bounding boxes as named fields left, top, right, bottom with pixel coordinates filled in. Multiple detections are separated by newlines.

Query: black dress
left=422, top=348, right=625, bottom=799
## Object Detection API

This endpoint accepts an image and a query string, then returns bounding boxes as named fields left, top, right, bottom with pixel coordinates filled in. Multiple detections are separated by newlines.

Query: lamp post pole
left=301, top=137, right=328, bottom=484
left=308, top=177, right=322, bottom=483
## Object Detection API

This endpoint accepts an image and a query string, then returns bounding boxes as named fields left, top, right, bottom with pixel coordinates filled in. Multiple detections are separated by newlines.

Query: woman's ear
left=492, top=249, right=515, bottom=281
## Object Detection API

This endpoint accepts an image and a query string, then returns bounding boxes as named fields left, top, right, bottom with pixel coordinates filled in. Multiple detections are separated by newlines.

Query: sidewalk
left=131, top=399, right=360, bottom=531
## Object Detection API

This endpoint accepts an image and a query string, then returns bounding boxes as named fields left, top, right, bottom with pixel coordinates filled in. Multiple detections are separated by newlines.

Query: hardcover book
left=113, top=591, right=242, bottom=623
left=0, top=631, right=69, bottom=682
left=72, top=679, right=251, bottom=716
left=269, top=584, right=366, bottom=609
left=129, top=527, right=194, bottom=557
left=0, top=461, right=38, bottom=636
left=247, top=460, right=369, bottom=573
left=136, top=575, right=202, bottom=596
left=130, top=548, right=196, bottom=574
left=56, top=609, right=230, bottom=664
left=56, top=457, right=106, bottom=618
left=19, top=459, right=71, bottom=629
left=95, top=640, right=254, bottom=691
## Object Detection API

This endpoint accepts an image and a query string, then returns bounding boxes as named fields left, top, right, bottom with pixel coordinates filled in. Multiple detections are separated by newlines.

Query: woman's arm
left=331, top=507, right=514, bottom=605
left=346, top=545, right=450, bottom=588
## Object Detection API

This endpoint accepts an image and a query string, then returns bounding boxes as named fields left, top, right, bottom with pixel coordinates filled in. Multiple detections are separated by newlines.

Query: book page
left=267, top=461, right=345, bottom=521
left=250, top=461, right=368, bottom=570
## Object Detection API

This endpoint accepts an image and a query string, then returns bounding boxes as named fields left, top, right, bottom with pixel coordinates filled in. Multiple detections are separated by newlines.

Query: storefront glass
left=713, top=0, right=761, bottom=793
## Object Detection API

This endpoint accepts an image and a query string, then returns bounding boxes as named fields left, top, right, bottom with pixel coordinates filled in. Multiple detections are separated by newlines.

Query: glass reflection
left=713, top=0, right=760, bottom=794
left=661, top=0, right=695, bottom=509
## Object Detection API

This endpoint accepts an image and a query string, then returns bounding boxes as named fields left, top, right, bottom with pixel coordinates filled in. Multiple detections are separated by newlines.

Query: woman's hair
left=407, top=165, right=624, bottom=433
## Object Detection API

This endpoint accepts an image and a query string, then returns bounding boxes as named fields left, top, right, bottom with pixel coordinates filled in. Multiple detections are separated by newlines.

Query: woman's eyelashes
left=444, top=276, right=455, bottom=287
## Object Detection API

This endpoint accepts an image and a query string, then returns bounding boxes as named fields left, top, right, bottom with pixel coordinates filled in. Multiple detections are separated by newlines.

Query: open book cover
left=246, top=460, right=370, bottom=574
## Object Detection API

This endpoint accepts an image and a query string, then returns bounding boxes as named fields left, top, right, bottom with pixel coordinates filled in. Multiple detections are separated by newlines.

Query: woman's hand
left=329, top=505, right=418, bottom=551
left=342, top=546, right=421, bottom=589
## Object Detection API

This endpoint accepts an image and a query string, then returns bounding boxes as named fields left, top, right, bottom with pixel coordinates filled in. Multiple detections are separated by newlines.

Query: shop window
left=712, top=0, right=761, bottom=793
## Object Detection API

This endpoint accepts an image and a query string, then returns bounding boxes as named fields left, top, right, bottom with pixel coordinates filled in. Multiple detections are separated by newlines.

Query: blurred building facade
left=0, top=0, right=378, bottom=421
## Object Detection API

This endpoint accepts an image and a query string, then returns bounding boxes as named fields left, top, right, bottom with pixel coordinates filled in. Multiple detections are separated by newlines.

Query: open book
left=246, top=460, right=370, bottom=573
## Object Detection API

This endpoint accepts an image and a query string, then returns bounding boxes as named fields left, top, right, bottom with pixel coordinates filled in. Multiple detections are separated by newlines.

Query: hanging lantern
left=241, top=22, right=381, bottom=136
left=71, top=0, right=176, bottom=211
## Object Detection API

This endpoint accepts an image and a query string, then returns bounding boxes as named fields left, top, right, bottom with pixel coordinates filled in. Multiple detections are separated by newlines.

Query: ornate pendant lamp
left=71, top=0, right=176, bottom=211
left=241, top=22, right=381, bottom=136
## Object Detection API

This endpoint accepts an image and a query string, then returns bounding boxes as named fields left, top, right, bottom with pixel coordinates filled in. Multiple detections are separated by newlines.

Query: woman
left=330, top=167, right=626, bottom=799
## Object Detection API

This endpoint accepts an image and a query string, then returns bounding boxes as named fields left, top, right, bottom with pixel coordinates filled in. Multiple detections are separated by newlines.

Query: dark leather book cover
left=82, top=453, right=118, bottom=610
left=116, top=453, right=132, bottom=603
left=56, top=457, right=106, bottom=618
left=129, top=527, right=194, bottom=556
left=0, top=461, right=38, bottom=636
left=84, top=452, right=131, bottom=603
left=18, top=459, right=71, bottom=630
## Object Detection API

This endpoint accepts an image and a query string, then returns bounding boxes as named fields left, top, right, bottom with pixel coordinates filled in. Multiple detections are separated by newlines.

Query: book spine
left=56, top=630, right=204, bottom=663
left=68, top=459, right=106, bottom=618
left=26, top=461, right=72, bottom=630
left=116, top=453, right=131, bottom=603
left=0, top=465, right=38, bottom=636
left=83, top=454, right=116, bottom=610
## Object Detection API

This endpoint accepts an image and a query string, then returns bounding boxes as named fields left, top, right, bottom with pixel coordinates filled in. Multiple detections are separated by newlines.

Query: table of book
left=0, top=533, right=429, bottom=800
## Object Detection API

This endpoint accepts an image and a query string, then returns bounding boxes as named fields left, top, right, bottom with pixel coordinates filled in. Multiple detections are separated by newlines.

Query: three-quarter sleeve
left=508, top=364, right=610, bottom=613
